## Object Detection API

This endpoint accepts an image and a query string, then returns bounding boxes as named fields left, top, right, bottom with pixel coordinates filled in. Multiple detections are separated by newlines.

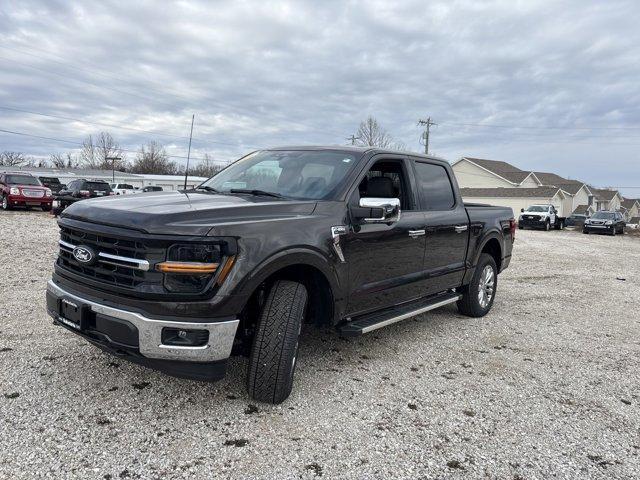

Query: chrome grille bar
left=58, top=239, right=150, bottom=271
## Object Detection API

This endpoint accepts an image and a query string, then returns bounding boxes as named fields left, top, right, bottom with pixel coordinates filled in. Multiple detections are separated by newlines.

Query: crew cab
left=46, top=147, right=515, bottom=403
left=1, top=172, right=53, bottom=211
left=518, top=204, right=565, bottom=230
left=52, top=179, right=113, bottom=215
left=110, top=183, right=137, bottom=195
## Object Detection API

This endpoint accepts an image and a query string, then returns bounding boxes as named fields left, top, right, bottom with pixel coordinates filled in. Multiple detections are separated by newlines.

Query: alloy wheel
left=477, top=265, right=495, bottom=309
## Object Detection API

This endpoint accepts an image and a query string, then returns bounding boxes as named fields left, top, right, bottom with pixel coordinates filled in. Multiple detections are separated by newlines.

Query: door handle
left=408, top=229, right=426, bottom=237
left=454, top=225, right=468, bottom=233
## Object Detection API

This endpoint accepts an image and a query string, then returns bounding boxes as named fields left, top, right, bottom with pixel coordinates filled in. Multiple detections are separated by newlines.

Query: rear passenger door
left=412, top=160, right=469, bottom=295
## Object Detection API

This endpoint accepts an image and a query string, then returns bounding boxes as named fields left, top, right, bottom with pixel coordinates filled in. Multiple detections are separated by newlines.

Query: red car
left=1, top=172, right=53, bottom=211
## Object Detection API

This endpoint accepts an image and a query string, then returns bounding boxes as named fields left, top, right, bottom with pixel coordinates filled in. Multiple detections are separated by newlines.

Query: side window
left=353, top=159, right=415, bottom=211
left=413, top=162, right=455, bottom=210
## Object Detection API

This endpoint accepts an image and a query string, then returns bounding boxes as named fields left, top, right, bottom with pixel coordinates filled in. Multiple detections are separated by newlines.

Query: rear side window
left=85, top=182, right=111, bottom=191
left=414, top=162, right=455, bottom=210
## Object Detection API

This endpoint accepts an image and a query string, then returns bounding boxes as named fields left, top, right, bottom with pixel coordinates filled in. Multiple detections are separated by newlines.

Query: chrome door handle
left=454, top=225, right=468, bottom=233
left=408, top=229, right=426, bottom=237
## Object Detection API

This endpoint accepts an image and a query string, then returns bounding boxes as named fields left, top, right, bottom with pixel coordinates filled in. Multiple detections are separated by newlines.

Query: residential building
left=459, top=187, right=571, bottom=217
left=590, top=188, right=623, bottom=212
left=620, top=198, right=640, bottom=221
left=452, top=157, right=541, bottom=188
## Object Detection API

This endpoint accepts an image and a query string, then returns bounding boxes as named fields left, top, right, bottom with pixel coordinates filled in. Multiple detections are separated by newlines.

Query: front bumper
left=46, top=280, right=239, bottom=380
left=583, top=224, right=614, bottom=233
left=519, top=217, right=547, bottom=228
left=7, top=194, right=52, bottom=207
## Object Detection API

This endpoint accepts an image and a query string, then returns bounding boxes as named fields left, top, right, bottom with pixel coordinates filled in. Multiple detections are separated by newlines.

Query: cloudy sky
left=1, top=0, right=640, bottom=194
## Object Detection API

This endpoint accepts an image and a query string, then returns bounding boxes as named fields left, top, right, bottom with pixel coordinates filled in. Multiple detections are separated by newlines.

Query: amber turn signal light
left=156, top=261, right=219, bottom=274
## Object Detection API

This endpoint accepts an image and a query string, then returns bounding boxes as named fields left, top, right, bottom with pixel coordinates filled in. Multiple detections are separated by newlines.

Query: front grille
left=57, top=225, right=166, bottom=293
left=23, top=189, right=44, bottom=198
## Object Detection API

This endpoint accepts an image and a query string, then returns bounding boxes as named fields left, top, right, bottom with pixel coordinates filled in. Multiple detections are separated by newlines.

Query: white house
left=452, top=157, right=542, bottom=188
left=620, top=198, right=640, bottom=221
left=459, top=187, right=571, bottom=218
left=590, top=188, right=623, bottom=212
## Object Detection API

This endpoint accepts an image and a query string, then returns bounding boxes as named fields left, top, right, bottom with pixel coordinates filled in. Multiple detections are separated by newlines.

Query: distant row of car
left=518, top=203, right=628, bottom=236
left=0, top=172, right=164, bottom=213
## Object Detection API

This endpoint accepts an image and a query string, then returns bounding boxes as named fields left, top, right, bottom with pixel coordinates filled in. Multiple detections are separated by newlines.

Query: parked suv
left=1, top=172, right=53, bottom=211
left=583, top=211, right=625, bottom=235
left=110, top=183, right=137, bottom=195
left=38, top=176, right=65, bottom=194
left=52, top=179, right=113, bottom=215
left=46, top=147, right=515, bottom=403
left=518, top=204, right=565, bottom=230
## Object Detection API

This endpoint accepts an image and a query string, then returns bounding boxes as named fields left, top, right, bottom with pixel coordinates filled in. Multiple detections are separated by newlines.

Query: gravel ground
left=1, top=211, right=639, bottom=479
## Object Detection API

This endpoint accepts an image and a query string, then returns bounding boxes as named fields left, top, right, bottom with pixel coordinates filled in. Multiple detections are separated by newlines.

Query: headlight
left=157, top=244, right=223, bottom=293
left=45, top=188, right=52, bottom=197
left=9, top=187, right=20, bottom=195
left=605, top=220, right=613, bottom=225
left=518, top=215, right=523, bottom=221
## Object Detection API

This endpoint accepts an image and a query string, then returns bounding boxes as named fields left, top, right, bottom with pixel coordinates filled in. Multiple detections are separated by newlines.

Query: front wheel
left=1, top=195, right=11, bottom=211
left=457, top=253, right=498, bottom=317
left=247, top=280, right=308, bottom=404
left=545, top=219, right=550, bottom=231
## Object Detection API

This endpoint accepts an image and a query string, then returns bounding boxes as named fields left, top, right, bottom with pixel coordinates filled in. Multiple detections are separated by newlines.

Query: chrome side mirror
left=356, top=197, right=401, bottom=224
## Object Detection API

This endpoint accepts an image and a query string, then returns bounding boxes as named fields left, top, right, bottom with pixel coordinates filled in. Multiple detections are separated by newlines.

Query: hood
left=62, top=190, right=318, bottom=236
left=12, top=183, right=47, bottom=190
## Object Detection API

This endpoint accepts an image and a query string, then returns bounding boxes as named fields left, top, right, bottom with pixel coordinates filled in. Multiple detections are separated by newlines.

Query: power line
left=0, top=106, right=251, bottom=147
left=440, top=120, right=640, bottom=131
left=0, top=127, right=234, bottom=164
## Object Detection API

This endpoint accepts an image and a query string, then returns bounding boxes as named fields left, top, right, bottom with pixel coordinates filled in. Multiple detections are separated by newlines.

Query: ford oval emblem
left=72, top=245, right=96, bottom=265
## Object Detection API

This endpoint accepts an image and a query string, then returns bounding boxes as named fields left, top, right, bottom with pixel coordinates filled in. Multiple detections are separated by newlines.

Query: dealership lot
left=0, top=211, right=639, bottom=479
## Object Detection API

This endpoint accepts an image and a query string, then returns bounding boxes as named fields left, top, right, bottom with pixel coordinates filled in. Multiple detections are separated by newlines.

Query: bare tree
left=0, top=151, right=29, bottom=167
left=189, top=153, right=223, bottom=178
left=131, top=141, right=177, bottom=174
left=50, top=153, right=67, bottom=168
left=79, top=132, right=127, bottom=170
left=355, top=116, right=394, bottom=148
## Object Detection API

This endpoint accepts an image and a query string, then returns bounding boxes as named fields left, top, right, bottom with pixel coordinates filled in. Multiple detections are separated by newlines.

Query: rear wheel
left=247, top=280, right=308, bottom=404
left=457, top=253, right=497, bottom=317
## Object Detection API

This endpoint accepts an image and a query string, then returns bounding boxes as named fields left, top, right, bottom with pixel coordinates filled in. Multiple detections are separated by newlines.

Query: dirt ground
left=0, top=211, right=638, bottom=479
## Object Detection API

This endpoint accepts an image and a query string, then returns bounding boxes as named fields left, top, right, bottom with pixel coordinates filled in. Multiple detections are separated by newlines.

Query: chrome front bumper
left=46, top=280, right=239, bottom=362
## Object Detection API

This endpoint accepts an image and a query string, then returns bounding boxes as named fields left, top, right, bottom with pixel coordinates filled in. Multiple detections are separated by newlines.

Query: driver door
left=341, top=156, right=428, bottom=316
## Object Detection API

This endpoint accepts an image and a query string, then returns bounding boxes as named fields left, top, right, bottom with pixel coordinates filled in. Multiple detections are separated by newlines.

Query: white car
left=109, top=183, right=137, bottom=195
left=518, top=204, right=565, bottom=231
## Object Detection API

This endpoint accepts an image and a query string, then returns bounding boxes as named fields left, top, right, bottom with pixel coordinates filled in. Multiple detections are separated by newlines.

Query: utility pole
left=106, top=156, right=122, bottom=183
left=346, top=134, right=359, bottom=146
left=183, top=114, right=195, bottom=190
left=418, top=117, right=437, bottom=154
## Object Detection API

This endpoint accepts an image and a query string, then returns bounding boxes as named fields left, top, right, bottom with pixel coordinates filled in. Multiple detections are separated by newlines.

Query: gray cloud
left=1, top=0, right=639, bottom=194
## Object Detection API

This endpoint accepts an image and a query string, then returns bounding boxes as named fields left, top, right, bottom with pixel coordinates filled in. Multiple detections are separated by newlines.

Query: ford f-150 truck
left=46, top=147, right=515, bottom=403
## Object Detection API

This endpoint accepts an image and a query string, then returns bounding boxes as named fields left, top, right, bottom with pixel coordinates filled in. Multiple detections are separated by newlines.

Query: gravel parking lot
left=0, top=211, right=639, bottom=479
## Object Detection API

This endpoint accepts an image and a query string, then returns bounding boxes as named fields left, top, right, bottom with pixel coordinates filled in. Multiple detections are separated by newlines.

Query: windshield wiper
left=229, top=189, right=286, bottom=199
left=195, top=185, right=219, bottom=193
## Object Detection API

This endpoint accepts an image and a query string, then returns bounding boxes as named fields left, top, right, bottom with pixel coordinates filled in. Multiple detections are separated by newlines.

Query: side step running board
left=339, top=292, right=461, bottom=337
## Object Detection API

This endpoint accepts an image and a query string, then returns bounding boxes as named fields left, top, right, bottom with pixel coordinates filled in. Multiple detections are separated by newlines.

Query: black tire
left=42, top=205, right=51, bottom=212
left=247, top=280, right=307, bottom=404
left=611, top=227, right=616, bottom=236
left=1, top=195, right=11, bottom=211
left=554, top=219, right=564, bottom=230
left=583, top=229, right=589, bottom=234
left=518, top=225, right=524, bottom=230
left=457, top=253, right=498, bottom=318
left=545, top=219, right=550, bottom=231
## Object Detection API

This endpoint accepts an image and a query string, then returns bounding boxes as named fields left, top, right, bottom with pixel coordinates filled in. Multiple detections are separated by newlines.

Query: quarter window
left=414, top=162, right=455, bottom=210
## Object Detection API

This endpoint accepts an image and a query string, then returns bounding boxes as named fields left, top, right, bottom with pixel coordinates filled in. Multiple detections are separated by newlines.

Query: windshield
left=39, top=177, right=60, bottom=184
left=591, top=212, right=615, bottom=219
left=526, top=206, right=548, bottom=212
left=6, top=174, right=41, bottom=186
left=200, top=150, right=359, bottom=200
